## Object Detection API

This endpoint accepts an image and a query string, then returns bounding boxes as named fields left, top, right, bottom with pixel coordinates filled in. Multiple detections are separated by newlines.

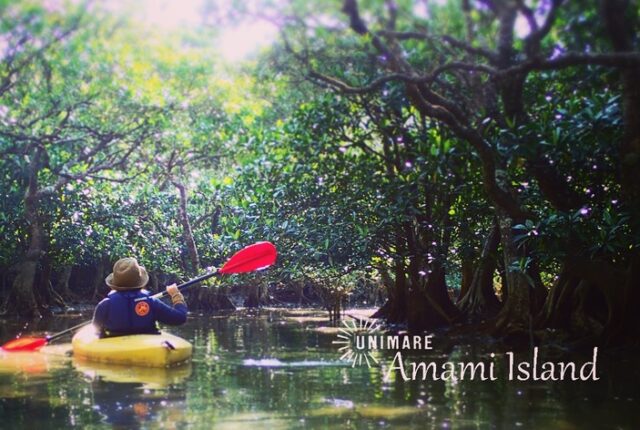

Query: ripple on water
left=241, top=358, right=348, bottom=367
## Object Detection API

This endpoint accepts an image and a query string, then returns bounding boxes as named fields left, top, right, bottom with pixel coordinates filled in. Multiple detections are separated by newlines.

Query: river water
left=0, top=308, right=638, bottom=429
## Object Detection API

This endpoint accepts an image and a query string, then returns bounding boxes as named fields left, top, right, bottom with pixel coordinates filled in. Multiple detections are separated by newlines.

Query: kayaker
left=93, top=257, right=188, bottom=337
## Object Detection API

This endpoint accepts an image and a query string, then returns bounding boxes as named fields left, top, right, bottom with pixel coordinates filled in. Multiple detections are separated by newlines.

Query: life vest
left=95, top=290, right=159, bottom=337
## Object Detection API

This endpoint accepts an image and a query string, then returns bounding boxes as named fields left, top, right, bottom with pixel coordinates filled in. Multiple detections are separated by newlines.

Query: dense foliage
left=0, top=0, right=638, bottom=346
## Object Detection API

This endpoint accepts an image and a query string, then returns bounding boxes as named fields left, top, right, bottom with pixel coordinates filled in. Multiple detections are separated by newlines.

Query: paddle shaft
left=46, top=270, right=220, bottom=342
left=150, top=269, right=220, bottom=299
left=47, top=320, right=92, bottom=342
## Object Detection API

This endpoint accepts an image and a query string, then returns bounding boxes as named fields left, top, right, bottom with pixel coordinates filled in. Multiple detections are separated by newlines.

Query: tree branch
left=378, top=30, right=499, bottom=62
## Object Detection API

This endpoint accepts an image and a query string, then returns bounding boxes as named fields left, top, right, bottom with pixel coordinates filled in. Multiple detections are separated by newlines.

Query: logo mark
left=135, top=301, right=150, bottom=316
left=333, top=317, right=382, bottom=368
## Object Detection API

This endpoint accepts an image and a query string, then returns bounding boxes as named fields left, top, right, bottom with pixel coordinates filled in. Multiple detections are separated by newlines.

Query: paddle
left=1, top=241, right=277, bottom=352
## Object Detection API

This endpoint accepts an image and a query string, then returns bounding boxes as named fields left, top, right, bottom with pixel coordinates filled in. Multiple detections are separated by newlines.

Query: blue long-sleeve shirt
left=93, top=289, right=187, bottom=337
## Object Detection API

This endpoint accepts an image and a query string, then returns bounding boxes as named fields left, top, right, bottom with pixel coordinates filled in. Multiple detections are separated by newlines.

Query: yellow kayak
left=72, top=325, right=192, bottom=367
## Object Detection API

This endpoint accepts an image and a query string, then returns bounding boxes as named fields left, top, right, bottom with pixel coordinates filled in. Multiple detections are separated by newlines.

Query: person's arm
left=93, top=298, right=109, bottom=330
left=151, top=284, right=187, bottom=325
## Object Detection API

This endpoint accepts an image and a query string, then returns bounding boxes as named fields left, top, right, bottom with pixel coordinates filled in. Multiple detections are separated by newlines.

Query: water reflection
left=0, top=348, right=68, bottom=376
left=0, top=308, right=638, bottom=429
left=87, top=379, right=187, bottom=429
left=73, top=359, right=192, bottom=387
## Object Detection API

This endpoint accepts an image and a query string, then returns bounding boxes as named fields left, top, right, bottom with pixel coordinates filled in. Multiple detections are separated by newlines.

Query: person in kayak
left=93, top=257, right=187, bottom=337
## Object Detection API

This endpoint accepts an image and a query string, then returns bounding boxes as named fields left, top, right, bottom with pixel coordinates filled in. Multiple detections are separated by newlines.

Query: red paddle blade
left=219, top=241, right=277, bottom=274
left=1, top=337, right=48, bottom=352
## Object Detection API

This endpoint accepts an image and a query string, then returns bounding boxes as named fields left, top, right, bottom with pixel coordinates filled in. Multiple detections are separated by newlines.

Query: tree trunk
left=535, top=267, right=579, bottom=329
left=311, top=278, right=343, bottom=322
left=37, top=256, right=65, bottom=309
left=12, top=260, right=41, bottom=317
left=615, top=254, right=640, bottom=344
left=56, top=265, right=79, bottom=302
left=91, top=256, right=108, bottom=299
left=458, top=222, right=501, bottom=320
left=293, top=280, right=310, bottom=306
left=407, top=263, right=462, bottom=332
left=0, top=270, right=6, bottom=299
left=149, top=270, right=159, bottom=293
left=568, top=280, right=606, bottom=340
left=600, top=0, right=640, bottom=217
left=388, top=251, right=408, bottom=322
left=371, top=264, right=397, bottom=319
left=458, top=257, right=474, bottom=300
left=173, top=180, right=235, bottom=312
left=173, top=181, right=200, bottom=275
left=373, top=228, right=409, bottom=323
left=405, top=222, right=461, bottom=332
left=11, top=148, right=44, bottom=317
left=600, top=0, right=640, bottom=345
left=193, top=285, right=236, bottom=311
left=494, top=211, right=535, bottom=336
left=244, top=282, right=268, bottom=308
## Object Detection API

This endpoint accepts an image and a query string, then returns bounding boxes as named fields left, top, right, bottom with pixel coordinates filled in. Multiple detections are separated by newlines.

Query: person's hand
left=166, top=283, right=186, bottom=306
left=166, top=283, right=179, bottom=296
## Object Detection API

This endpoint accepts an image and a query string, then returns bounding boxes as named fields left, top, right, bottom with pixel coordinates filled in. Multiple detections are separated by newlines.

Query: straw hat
left=105, top=257, right=149, bottom=291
